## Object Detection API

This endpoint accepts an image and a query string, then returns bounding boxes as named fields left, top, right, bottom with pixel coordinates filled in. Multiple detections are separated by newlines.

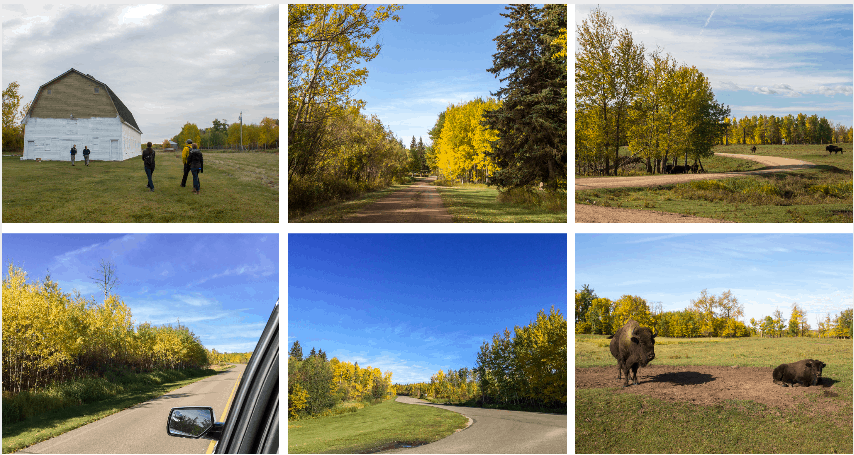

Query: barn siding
left=22, top=116, right=141, bottom=161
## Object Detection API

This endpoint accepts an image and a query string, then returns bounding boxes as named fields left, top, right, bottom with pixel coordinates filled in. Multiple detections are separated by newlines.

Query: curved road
left=343, top=176, right=453, bottom=223
left=575, top=153, right=815, bottom=191
left=383, top=396, right=567, bottom=454
left=15, top=364, right=244, bottom=454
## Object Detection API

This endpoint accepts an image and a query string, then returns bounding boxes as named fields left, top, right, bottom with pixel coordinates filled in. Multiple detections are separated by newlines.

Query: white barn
left=22, top=68, right=142, bottom=161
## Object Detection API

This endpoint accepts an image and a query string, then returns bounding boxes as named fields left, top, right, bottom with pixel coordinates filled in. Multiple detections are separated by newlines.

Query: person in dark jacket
left=188, top=144, right=204, bottom=194
left=83, top=146, right=91, bottom=166
left=142, top=142, right=156, bottom=191
left=180, top=139, right=193, bottom=187
left=70, top=144, right=77, bottom=166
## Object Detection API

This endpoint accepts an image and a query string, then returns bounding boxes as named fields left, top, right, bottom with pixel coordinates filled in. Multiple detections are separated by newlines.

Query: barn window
left=94, top=87, right=100, bottom=93
left=47, top=89, right=51, bottom=94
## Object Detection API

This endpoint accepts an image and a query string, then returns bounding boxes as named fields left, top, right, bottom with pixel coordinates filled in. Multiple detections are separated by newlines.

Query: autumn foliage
left=2, top=265, right=210, bottom=394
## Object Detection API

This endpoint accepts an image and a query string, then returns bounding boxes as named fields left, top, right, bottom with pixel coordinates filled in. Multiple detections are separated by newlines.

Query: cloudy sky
left=289, top=234, right=567, bottom=384
left=2, top=4, right=278, bottom=144
left=2, top=234, right=279, bottom=354
left=576, top=4, right=853, bottom=127
left=344, top=4, right=510, bottom=146
left=576, top=234, right=853, bottom=329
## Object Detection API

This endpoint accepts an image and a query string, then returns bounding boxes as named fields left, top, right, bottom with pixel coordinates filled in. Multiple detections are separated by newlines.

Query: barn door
left=110, top=140, right=118, bottom=160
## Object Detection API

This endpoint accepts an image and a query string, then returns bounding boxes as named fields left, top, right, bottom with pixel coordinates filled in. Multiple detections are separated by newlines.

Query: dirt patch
left=575, top=204, right=733, bottom=223
left=577, top=365, right=844, bottom=416
left=343, top=176, right=452, bottom=223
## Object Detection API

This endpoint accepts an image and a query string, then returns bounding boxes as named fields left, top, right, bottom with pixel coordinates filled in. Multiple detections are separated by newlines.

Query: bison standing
left=826, top=145, right=843, bottom=154
left=772, top=359, right=826, bottom=387
left=608, top=319, right=657, bottom=387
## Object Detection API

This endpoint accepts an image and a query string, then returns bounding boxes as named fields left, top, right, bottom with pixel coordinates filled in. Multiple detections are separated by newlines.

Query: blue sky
left=357, top=4, right=512, bottom=145
left=576, top=234, right=853, bottom=327
left=2, top=234, right=278, bottom=353
left=576, top=4, right=853, bottom=127
left=288, top=234, right=568, bottom=384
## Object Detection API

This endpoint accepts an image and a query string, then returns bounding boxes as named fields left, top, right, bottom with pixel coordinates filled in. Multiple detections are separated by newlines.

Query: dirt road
left=15, top=364, right=244, bottom=454
left=575, top=153, right=816, bottom=222
left=383, top=396, right=567, bottom=454
left=343, top=176, right=453, bottom=223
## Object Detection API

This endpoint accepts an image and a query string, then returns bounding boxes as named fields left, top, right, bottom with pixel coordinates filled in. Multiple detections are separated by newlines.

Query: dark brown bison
left=750, top=145, right=757, bottom=153
left=608, top=319, right=656, bottom=387
left=772, top=359, right=826, bottom=387
left=668, top=165, right=689, bottom=174
left=826, top=145, right=843, bottom=154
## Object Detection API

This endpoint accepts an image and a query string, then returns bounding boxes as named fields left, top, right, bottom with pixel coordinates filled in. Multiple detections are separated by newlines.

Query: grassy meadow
left=2, top=366, right=226, bottom=453
left=288, top=398, right=468, bottom=454
left=433, top=182, right=567, bottom=223
left=576, top=335, right=853, bottom=453
left=2, top=150, right=278, bottom=223
left=575, top=144, right=853, bottom=222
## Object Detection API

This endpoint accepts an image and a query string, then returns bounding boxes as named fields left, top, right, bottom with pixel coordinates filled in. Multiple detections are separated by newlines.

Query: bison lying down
left=773, top=359, right=826, bottom=387
left=608, top=319, right=656, bottom=387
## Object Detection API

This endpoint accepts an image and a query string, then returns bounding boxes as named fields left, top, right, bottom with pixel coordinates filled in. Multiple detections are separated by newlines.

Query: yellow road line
left=206, top=368, right=244, bottom=454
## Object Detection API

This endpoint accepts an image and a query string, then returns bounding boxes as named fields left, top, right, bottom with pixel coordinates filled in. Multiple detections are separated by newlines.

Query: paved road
left=384, top=396, right=567, bottom=454
left=16, top=364, right=244, bottom=454
left=343, top=176, right=453, bottom=222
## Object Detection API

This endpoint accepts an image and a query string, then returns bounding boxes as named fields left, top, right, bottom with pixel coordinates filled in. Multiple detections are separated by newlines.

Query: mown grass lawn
left=576, top=336, right=853, bottom=453
left=2, top=151, right=278, bottom=223
left=288, top=398, right=468, bottom=454
left=435, top=183, right=567, bottom=223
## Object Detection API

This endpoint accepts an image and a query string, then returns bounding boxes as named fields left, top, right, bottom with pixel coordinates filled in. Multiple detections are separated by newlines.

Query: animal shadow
left=650, top=371, right=715, bottom=386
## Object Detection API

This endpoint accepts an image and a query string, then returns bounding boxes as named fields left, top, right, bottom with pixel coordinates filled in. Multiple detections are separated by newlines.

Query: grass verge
left=2, top=367, right=220, bottom=453
left=288, top=182, right=412, bottom=222
left=288, top=398, right=468, bottom=454
left=576, top=388, right=851, bottom=453
left=434, top=183, right=567, bottom=223
left=2, top=151, right=278, bottom=223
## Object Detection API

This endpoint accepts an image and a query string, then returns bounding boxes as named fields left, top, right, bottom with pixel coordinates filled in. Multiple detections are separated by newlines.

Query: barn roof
left=26, top=68, right=142, bottom=134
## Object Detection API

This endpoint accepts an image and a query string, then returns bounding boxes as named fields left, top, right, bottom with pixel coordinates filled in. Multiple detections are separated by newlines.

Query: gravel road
left=15, top=364, right=244, bottom=454
left=343, top=176, right=453, bottom=223
left=382, top=396, right=567, bottom=454
left=575, top=153, right=816, bottom=222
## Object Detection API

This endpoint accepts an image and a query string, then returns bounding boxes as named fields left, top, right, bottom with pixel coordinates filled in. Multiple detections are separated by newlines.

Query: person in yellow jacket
left=180, top=139, right=192, bottom=187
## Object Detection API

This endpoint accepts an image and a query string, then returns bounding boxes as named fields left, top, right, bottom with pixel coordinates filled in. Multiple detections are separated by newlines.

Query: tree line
left=723, top=113, right=852, bottom=146
left=576, top=285, right=853, bottom=339
left=173, top=117, right=278, bottom=151
left=426, top=5, right=567, bottom=191
left=397, top=306, right=567, bottom=411
left=287, top=341, right=395, bottom=420
left=577, top=7, right=731, bottom=176
left=2, top=264, right=211, bottom=394
left=2, top=82, right=30, bottom=152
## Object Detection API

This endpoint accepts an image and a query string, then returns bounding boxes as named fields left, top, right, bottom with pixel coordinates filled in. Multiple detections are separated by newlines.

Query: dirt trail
left=575, top=153, right=816, bottom=222
left=343, top=176, right=453, bottom=223
left=577, top=365, right=844, bottom=416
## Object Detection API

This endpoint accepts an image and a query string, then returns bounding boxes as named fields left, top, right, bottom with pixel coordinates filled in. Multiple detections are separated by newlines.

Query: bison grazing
left=826, top=145, right=843, bottom=154
left=772, top=359, right=826, bottom=387
left=608, top=319, right=656, bottom=387
left=751, top=145, right=757, bottom=153
left=669, top=165, right=688, bottom=174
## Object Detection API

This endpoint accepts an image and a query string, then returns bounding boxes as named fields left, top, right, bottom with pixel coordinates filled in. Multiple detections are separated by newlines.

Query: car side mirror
left=167, top=407, right=222, bottom=440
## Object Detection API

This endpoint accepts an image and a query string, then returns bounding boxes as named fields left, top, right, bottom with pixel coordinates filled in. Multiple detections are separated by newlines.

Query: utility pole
left=239, top=111, right=243, bottom=151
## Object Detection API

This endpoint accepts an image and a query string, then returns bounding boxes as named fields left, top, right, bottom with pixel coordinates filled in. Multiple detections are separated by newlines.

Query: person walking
left=188, top=143, right=204, bottom=194
left=142, top=141, right=156, bottom=191
left=70, top=144, right=77, bottom=166
left=83, top=146, right=91, bottom=166
left=180, top=139, right=193, bottom=187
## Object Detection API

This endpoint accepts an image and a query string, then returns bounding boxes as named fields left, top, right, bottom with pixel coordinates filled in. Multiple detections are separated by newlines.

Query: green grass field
left=434, top=183, right=567, bottom=223
left=2, top=151, right=278, bottom=222
left=288, top=398, right=468, bottom=454
left=2, top=367, right=224, bottom=453
left=575, top=144, right=853, bottom=222
left=576, top=335, right=853, bottom=453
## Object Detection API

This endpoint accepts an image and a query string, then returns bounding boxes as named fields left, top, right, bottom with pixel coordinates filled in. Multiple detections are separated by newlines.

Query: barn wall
left=22, top=116, right=138, bottom=161
left=29, top=72, right=117, bottom=120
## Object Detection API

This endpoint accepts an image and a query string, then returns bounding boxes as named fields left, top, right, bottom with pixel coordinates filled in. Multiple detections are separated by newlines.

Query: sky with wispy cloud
left=576, top=234, right=853, bottom=327
left=357, top=4, right=511, bottom=145
left=576, top=4, right=853, bottom=127
left=2, top=4, right=278, bottom=144
left=2, top=234, right=278, bottom=353
left=288, top=234, right=568, bottom=384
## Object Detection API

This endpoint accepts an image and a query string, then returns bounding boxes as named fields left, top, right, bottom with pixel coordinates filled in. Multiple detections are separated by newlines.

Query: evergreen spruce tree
left=483, top=4, right=567, bottom=191
left=289, top=340, right=303, bottom=361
